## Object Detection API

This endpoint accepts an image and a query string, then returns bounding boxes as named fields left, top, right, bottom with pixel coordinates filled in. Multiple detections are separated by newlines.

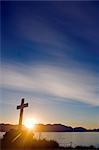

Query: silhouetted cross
left=17, top=98, right=28, bottom=129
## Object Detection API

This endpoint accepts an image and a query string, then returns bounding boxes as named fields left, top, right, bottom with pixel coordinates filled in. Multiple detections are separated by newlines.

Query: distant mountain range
left=0, top=123, right=99, bottom=132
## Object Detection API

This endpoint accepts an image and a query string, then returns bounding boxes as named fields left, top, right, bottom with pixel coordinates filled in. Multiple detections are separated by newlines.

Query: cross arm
left=17, top=103, right=28, bottom=109
left=24, top=103, right=28, bottom=108
left=17, top=105, right=21, bottom=109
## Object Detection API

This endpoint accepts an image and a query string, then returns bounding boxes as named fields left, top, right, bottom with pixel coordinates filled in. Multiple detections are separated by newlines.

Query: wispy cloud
left=1, top=63, right=98, bottom=106
left=16, top=2, right=99, bottom=50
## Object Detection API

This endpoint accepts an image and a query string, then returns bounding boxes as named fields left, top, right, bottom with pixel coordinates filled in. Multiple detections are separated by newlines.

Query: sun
left=24, top=118, right=36, bottom=130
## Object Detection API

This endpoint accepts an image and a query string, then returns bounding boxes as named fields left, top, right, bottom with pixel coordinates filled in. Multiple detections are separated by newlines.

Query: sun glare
left=24, top=119, right=36, bottom=130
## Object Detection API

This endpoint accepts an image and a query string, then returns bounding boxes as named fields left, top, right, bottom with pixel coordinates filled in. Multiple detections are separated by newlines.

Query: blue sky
left=1, top=1, right=99, bottom=128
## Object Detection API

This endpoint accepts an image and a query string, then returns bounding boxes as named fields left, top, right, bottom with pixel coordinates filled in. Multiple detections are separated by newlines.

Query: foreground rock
left=1, top=129, right=59, bottom=149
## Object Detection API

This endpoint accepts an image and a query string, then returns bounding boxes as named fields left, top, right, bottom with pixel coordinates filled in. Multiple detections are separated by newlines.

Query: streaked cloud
left=1, top=63, right=98, bottom=106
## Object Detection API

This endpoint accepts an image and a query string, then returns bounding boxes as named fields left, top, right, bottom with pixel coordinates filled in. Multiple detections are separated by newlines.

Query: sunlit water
left=34, top=132, right=99, bottom=147
left=0, top=132, right=99, bottom=147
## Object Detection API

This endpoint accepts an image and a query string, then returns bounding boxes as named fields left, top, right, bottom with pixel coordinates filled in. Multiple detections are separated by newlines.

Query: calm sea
left=0, top=132, right=99, bottom=148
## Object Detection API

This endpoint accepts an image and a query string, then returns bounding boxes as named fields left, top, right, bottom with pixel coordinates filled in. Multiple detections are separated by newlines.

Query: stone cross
left=17, top=98, right=28, bottom=129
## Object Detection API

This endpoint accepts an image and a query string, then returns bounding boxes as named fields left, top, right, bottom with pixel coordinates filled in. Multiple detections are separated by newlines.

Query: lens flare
left=24, top=119, right=36, bottom=130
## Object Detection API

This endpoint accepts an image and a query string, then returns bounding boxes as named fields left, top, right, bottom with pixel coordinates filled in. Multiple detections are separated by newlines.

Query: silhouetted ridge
left=35, top=124, right=73, bottom=132
left=73, top=127, right=87, bottom=132
left=0, top=123, right=99, bottom=132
